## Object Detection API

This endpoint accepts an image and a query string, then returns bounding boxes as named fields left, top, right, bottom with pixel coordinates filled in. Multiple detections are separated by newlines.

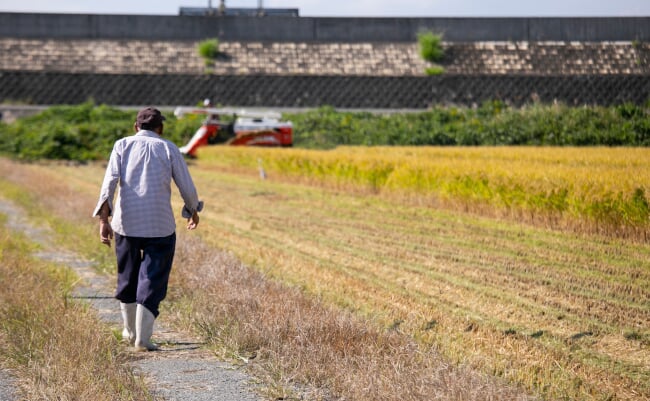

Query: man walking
left=93, top=107, right=202, bottom=351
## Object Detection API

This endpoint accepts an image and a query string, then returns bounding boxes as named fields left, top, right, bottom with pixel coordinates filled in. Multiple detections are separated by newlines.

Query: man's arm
left=98, top=201, right=114, bottom=247
left=171, top=146, right=202, bottom=230
left=92, top=142, right=120, bottom=218
left=93, top=143, right=120, bottom=246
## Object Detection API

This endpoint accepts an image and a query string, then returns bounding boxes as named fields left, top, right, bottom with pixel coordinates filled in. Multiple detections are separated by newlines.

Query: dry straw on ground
left=171, top=237, right=535, bottom=401
left=1, top=157, right=648, bottom=401
left=0, top=222, right=150, bottom=400
left=0, top=158, right=536, bottom=400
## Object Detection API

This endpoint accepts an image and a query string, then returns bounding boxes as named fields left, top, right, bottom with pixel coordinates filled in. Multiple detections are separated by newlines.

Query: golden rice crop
left=199, top=146, right=650, bottom=238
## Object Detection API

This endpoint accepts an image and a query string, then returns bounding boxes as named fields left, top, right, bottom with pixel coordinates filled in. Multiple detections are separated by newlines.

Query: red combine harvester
left=174, top=106, right=293, bottom=158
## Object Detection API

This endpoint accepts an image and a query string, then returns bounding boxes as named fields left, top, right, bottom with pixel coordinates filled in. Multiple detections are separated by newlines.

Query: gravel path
left=0, top=369, right=17, bottom=401
left=0, top=198, right=263, bottom=401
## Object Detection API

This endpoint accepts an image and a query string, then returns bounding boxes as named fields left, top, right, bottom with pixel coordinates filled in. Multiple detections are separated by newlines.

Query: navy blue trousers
left=114, top=232, right=176, bottom=317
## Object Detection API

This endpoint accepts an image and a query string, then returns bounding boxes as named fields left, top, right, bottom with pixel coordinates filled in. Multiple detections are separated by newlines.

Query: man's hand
left=100, top=220, right=114, bottom=247
left=97, top=201, right=113, bottom=247
left=187, top=211, right=199, bottom=230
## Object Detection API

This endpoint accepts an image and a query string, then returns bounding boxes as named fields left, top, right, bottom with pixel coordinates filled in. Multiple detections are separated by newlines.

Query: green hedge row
left=0, top=103, right=200, bottom=161
left=287, top=101, right=650, bottom=149
left=0, top=101, right=648, bottom=161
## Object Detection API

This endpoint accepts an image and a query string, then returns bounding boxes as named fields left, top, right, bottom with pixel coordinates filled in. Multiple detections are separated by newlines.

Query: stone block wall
left=446, top=42, right=649, bottom=75
left=1, top=39, right=648, bottom=76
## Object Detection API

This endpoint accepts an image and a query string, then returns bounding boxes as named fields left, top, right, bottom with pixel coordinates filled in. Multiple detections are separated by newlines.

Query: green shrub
left=417, top=32, right=444, bottom=63
left=197, top=38, right=220, bottom=60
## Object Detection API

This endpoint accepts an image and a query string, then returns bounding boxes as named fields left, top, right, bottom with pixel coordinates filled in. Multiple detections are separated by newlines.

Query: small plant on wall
left=197, top=38, right=220, bottom=72
left=424, top=65, right=445, bottom=76
left=417, top=32, right=445, bottom=75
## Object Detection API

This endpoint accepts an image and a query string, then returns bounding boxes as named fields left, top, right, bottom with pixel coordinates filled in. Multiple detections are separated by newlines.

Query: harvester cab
left=174, top=106, right=293, bottom=158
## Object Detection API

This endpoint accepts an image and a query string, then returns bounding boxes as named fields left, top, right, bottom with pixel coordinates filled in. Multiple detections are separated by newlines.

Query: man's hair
left=139, top=121, right=162, bottom=130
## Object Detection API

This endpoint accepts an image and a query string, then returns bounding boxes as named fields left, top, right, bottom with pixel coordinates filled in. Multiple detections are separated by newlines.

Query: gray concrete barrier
left=1, top=13, right=648, bottom=42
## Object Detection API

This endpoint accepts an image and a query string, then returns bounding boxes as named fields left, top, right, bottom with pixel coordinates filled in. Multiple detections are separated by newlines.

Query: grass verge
left=0, top=214, right=150, bottom=400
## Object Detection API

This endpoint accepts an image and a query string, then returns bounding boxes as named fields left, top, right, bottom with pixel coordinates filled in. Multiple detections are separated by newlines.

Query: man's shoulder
left=149, top=136, right=184, bottom=159
left=129, top=132, right=178, bottom=148
left=158, top=137, right=182, bottom=154
left=115, top=134, right=180, bottom=155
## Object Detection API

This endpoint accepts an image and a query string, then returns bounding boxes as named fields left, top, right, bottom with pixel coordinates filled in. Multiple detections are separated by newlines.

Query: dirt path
left=0, top=369, right=17, bottom=401
left=0, top=198, right=262, bottom=401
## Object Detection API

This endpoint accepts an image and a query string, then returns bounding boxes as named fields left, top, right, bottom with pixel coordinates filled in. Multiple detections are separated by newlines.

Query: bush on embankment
left=0, top=102, right=198, bottom=161
left=287, top=102, right=650, bottom=148
left=0, top=101, right=649, bottom=161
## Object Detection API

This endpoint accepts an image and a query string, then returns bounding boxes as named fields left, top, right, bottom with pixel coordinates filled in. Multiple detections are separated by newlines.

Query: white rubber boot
left=134, top=304, right=159, bottom=352
left=119, top=302, right=136, bottom=345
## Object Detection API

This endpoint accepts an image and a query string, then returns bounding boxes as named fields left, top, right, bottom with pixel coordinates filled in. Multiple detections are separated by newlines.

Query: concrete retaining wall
left=1, top=13, right=649, bottom=42
left=1, top=39, right=648, bottom=76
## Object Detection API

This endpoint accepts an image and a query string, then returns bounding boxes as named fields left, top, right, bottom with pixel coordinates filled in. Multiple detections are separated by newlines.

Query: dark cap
left=136, top=107, right=166, bottom=129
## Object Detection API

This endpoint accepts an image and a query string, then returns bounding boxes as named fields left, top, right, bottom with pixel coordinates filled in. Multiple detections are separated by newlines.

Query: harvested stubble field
left=0, top=144, right=648, bottom=401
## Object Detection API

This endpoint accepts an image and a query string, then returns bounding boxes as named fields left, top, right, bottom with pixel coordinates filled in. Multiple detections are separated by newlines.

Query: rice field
left=0, top=145, right=648, bottom=400
left=198, top=146, right=650, bottom=239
